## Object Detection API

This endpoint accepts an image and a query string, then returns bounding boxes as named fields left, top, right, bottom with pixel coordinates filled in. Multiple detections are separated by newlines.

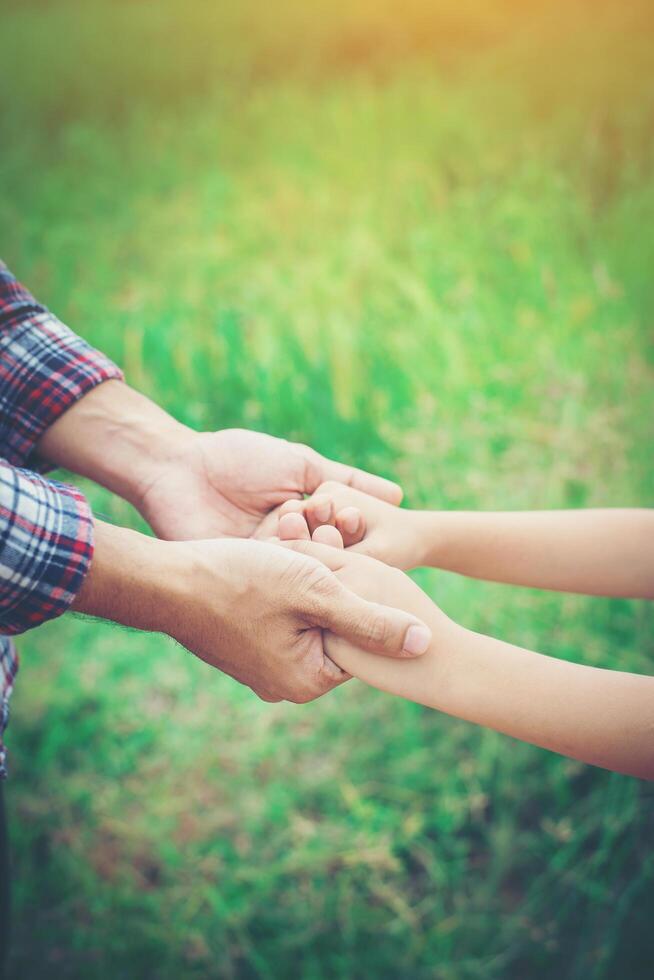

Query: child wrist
left=404, top=510, right=436, bottom=567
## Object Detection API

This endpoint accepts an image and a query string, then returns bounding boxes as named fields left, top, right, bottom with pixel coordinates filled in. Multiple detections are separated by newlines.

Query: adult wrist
left=36, top=380, right=193, bottom=510
left=71, top=519, right=189, bottom=635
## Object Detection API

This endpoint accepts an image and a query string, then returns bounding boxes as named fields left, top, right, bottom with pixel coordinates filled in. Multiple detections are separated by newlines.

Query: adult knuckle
left=281, top=553, right=321, bottom=593
left=254, top=689, right=278, bottom=704
left=314, top=570, right=340, bottom=597
left=289, top=654, right=332, bottom=704
left=362, top=614, right=392, bottom=648
left=303, top=565, right=339, bottom=602
left=287, top=683, right=317, bottom=705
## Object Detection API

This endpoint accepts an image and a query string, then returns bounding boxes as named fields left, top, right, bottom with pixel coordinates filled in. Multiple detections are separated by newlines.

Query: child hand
left=280, top=539, right=453, bottom=696
left=277, top=481, right=423, bottom=569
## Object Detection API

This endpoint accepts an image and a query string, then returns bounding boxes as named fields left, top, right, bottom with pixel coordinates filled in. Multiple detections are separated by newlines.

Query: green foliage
left=2, top=1, right=653, bottom=977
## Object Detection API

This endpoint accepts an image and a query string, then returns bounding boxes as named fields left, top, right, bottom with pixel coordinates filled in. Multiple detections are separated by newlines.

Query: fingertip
left=351, top=471, right=403, bottom=506
left=312, top=524, right=344, bottom=549
left=306, top=494, right=334, bottom=529
left=379, top=479, right=403, bottom=505
left=402, top=624, right=432, bottom=657
left=388, top=482, right=403, bottom=506
left=279, top=511, right=311, bottom=540
left=335, top=506, right=365, bottom=545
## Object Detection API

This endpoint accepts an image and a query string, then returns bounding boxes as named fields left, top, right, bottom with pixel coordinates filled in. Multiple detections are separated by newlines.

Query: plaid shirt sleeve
left=0, top=259, right=123, bottom=636
left=0, top=461, right=93, bottom=635
left=0, top=259, right=123, bottom=470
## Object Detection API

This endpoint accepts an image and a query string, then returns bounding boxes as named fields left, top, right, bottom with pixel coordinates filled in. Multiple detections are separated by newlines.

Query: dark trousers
left=0, top=784, right=9, bottom=979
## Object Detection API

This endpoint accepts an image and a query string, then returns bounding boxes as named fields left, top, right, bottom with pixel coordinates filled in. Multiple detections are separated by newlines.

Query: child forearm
left=415, top=508, right=654, bottom=598
left=328, top=614, right=654, bottom=779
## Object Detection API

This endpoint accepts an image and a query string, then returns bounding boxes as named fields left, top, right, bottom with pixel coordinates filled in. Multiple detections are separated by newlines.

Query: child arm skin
left=278, top=485, right=654, bottom=599
left=282, top=539, right=654, bottom=780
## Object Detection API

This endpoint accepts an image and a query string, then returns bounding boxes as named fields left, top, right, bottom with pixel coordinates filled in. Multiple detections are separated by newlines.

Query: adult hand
left=37, top=381, right=402, bottom=541
left=138, top=428, right=402, bottom=540
left=73, top=522, right=433, bottom=703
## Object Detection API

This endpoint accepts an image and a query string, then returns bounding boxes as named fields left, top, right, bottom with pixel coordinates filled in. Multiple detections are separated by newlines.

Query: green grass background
left=2, top=1, right=654, bottom=976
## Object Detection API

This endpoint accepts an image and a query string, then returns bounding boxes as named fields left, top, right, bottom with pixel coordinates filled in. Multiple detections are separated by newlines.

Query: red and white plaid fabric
left=0, top=260, right=123, bottom=777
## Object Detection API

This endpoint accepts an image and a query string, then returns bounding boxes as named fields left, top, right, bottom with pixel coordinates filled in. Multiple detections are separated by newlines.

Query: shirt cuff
left=0, top=461, right=94, bottom=636
left=0, top=262, right=123, bottom=470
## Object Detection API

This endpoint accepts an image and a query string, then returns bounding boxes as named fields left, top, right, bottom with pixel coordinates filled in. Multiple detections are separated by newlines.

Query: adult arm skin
left=36, top=380, right=403, bottom=540
left=279, top=484, right=654, bottom=598
left=71, top=519, right=433, bottom=703
left=1, top=263, right=428, bottom=704
left=287, top=541, right=654, bottom=779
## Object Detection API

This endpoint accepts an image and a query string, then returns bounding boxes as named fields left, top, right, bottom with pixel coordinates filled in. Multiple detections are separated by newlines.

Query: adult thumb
left=314, top=583, right=432, bottom=659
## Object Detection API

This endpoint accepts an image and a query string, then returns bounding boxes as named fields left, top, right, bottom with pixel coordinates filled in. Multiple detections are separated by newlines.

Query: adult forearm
left=71, top=518, right=186, bottom=634
left=36, top=380, right=191, bottom=512
left=415, top=509, right=654, bottom=598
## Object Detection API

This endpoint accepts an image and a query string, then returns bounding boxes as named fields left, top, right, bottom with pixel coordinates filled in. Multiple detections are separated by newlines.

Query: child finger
left=278, top=538, right=350, bottom=571
left=279, top=498, right=305, bottom=517
left=305, top=494, right=335, bottom=535
left=335, top=506, right=366, bottom=547
left=312, top=524, right=345, bottom=549
left=279, top=511, right=311, bottom=541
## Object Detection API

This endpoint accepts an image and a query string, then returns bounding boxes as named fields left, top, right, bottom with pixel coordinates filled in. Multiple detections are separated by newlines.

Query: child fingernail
left=314, top=503, right=331, bottom=522
left=403, top=625, right=432, bottom=656
left=343, top=512, right=359, bottom=534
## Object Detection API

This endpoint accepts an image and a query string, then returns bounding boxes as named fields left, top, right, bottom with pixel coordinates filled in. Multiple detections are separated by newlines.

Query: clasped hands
left=42, top=381, right=433, bottom=705
left=139, top=438, right=437, bottom=705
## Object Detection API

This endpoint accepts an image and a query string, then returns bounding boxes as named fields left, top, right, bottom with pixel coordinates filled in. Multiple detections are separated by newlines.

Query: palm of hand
left=139, top=429, right=315, bottom=540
